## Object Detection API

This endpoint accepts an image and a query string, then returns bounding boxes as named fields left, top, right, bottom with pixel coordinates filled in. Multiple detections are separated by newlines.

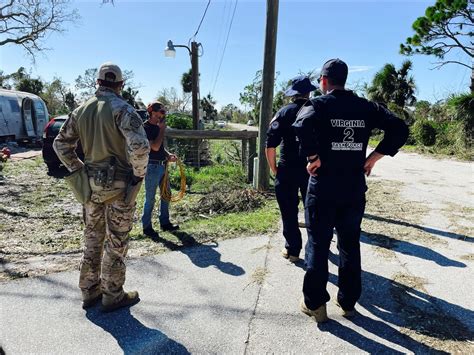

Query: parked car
left=216, top=120, right=227, bottom=128
left=247, top=119, right=255, bottom=126
left=42, top=115, right=83, bottom=172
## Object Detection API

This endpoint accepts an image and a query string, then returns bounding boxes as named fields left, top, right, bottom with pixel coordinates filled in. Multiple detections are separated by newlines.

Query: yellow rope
left=160, top=158, right=186, bottom=202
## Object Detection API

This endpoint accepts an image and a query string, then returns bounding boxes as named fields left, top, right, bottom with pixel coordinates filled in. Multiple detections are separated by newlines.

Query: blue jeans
left=141, top=163, right=170, bottom=230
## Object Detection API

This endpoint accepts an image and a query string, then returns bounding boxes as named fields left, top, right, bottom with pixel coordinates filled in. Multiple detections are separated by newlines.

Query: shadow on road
left=325, top=252, right=473, bottom=353
left=85, top=305, right=189, bottom=354
left=316, top=319, right=407, bottom=354
left=364, top=213, right=473, bottom=243
left=147, top=230, right=245, bottom=277
left=361, top=233, right=466, bottom=267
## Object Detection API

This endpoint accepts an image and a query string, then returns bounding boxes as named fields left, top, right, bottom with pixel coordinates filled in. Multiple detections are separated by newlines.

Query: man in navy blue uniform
left=265, top=76, right=316, bottom=263
left=293, top=59, right=408, bottom=322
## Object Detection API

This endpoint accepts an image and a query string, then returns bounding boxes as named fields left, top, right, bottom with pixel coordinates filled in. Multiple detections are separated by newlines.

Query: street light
left=164, top=39, right=200, bottom=130
left=164, top=40, right=176, bottom=58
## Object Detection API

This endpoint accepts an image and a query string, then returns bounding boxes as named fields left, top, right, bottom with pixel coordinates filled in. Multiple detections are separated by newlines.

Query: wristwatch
left=307, top=155, right=319, bottom=163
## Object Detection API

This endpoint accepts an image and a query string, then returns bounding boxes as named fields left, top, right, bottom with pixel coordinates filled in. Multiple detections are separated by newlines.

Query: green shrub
left=406, top=130, right=417, bottom=145
left=412, top=120, right=437, bottom=146
left=165, top=113, right=193, bottom=163
left=167, top=113, right=193, bottom=129
left=209, top=140, right=241, bottom=165
left=446, top=93, right=473, bottom=144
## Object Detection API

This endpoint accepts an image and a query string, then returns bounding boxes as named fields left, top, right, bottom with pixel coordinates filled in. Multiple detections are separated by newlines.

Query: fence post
left=248, top=137, right=257, bottom=182
left=197, top=138, right=201, bottom=168
left=241, top=139, right=248, bottom=171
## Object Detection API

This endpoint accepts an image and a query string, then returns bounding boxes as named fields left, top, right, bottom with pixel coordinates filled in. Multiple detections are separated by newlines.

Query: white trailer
left=0, top=88, right=49, bottom=143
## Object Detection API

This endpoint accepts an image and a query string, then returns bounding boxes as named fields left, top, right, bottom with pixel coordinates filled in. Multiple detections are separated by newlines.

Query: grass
left=369, top=138, right=417, bottom=153
left=129, top=162, right=280, bottom=252
left=167, top=162, right=248, bottom=194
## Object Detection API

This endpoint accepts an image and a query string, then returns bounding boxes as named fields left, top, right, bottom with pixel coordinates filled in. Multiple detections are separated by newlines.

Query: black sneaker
left=161, top=223, right=179, bottom=232
left=143, top=227, right=159, bottom=239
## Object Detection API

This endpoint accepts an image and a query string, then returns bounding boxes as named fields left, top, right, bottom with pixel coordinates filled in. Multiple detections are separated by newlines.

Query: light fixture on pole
left=164, top=39, right=201, bottom=131
left=164, top=40, right=177, bottom=58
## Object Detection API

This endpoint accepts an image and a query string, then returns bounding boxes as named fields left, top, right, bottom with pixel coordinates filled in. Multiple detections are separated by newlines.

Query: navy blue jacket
left=293, top=90, right=408, bottom=200
left=266, top=98, right=307, bottom=167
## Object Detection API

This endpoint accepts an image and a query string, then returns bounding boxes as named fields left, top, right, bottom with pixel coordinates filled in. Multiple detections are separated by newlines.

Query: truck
left=0, top=88, right=49, bottom=144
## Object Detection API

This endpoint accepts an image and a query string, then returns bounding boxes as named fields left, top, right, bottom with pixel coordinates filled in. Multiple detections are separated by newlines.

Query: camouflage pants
left=80, top=193, right=135, bottom=305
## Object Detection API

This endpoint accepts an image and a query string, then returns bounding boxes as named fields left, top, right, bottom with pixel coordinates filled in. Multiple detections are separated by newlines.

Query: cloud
left=313, top=65, right=373, bottom=74
left=348, top=66, right=373, bottom=73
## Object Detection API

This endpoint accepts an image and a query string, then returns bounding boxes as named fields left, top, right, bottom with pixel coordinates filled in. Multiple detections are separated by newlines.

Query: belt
left=148, top=159, right=167, bottom=165
left=87, top=166, right=131, bottom=182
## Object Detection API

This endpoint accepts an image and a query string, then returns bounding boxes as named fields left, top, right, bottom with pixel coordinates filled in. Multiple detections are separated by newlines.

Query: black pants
left=303, top=194, right=366, bottom=310
left=274, top=165, right=309, bottom=257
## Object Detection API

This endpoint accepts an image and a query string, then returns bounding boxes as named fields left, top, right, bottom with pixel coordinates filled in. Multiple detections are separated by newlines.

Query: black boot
left=143, top=227, right=159, bottom=239
left=161, top=223, right=179, bottom=232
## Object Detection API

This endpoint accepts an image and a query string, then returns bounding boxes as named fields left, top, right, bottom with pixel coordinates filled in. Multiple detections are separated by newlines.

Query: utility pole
left=191, top=41, right=200, bottom=130
left=257, top=0, right=279, bottom=191
left=164, top=39, right=201, bottom=129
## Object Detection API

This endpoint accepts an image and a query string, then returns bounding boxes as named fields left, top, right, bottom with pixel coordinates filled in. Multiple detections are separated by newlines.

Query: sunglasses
left=317, top=76, right=323, bottom=84
left=150, top=105, right=167, bottom=114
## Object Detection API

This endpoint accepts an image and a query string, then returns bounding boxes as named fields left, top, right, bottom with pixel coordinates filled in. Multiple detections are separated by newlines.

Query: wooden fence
left=165, top=128, right=259, bottom=182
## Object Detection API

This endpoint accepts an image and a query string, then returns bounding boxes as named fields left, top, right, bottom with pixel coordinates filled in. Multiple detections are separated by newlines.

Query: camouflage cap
left=97, top=62, right=123, bottom=82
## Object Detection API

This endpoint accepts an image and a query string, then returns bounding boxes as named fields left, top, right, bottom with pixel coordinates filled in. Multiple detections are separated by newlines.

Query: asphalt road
left=227, top=122, right=258, bottom=131
left=1, top=151, right=473, bottom=354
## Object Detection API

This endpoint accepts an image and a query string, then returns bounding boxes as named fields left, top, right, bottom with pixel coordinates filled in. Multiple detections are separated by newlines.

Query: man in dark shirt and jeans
left=265, top=76, right=315, bottom=263
left=293, top=59, right=408, bottom=322
left=142, top=101, right=179, bottom=239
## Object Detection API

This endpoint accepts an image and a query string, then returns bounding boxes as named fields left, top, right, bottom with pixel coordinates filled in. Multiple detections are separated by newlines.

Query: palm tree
left=201, top=93, right=217, bottom=120
left=366, top=60, right=417, bottom=111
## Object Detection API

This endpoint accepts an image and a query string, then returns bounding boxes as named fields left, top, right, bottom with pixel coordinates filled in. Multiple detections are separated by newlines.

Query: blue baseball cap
left=284, top=76, right=317, bottom=97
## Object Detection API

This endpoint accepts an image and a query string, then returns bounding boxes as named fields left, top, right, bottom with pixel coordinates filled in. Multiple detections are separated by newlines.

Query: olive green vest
left=75, top=95, right=131, bottom=172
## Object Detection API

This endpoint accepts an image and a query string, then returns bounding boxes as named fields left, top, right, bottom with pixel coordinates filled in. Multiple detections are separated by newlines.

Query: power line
left=211, top=0, right=238, bottom=95
left=209, top=0, right=230, bottom=87
left=191, top=0, right=211, bottom=41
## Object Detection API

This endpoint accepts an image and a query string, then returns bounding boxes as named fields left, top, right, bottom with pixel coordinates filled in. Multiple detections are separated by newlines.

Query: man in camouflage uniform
left=54, top=62, right=150, bottom=312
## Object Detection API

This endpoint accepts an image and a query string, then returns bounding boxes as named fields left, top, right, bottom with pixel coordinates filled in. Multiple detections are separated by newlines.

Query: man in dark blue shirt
left=141, top=102, right=179, bottom=239
left=293, top=59, right=408, bottom=322
left=265, top=76, right=316, bottom=263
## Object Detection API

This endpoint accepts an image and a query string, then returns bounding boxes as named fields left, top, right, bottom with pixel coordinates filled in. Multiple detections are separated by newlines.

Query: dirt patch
left=362, top=180, right=449, bottom=259
left=249, top=267, right=268, bottom=287
left=391, top=272, right=474, bottom=353
left=442, top=203, right=474, bottom=240
left=459, top=253, right=474, bottom=261
left=0, top=158, right=83, bottom=282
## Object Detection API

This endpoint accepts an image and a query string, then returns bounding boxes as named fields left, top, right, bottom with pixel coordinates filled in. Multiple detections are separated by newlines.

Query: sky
left=0, top=0, right=471, bottom=110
